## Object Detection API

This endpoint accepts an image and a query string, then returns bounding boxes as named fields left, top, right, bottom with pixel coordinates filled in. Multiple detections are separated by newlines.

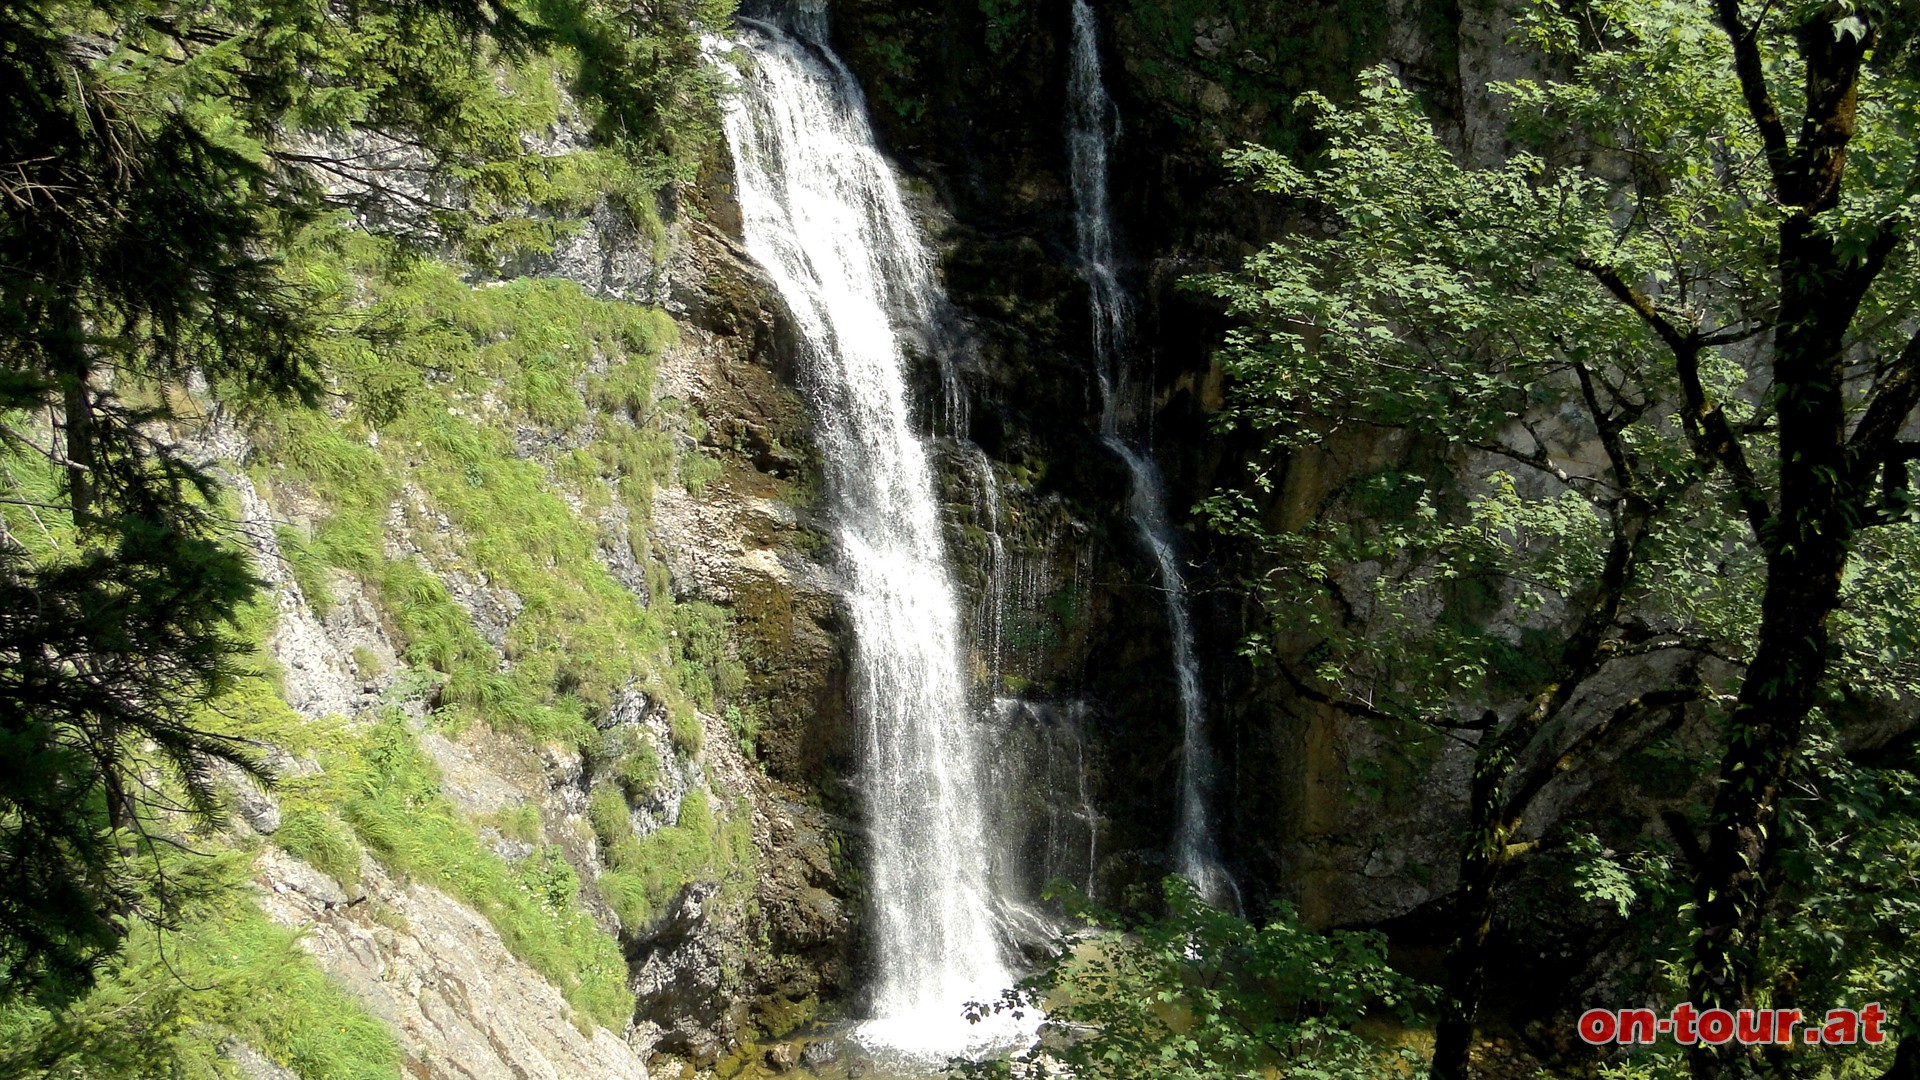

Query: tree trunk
left=1430, top=497, right=1649, bottom=1080
left=1687, top=216, right=1856, bottom=1079
left=1684, top=12, right=1878, bottom=1073
left=1430, top=722, right=1514, bottom=1080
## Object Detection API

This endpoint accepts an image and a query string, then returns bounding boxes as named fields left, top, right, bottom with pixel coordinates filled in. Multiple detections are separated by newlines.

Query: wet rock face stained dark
left=806, top=0, right=1472, bottom=918
left=677, top=0, right=1715, bottom=1064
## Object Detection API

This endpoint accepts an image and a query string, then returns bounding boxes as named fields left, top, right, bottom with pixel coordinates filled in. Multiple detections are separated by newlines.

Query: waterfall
left=715, top=16, right=1031, bottom=1061
left=1066, top=0, right=1237, bottom=909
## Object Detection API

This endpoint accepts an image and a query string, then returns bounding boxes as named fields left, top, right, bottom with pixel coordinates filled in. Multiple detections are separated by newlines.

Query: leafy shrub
left=961, top=878, right=1432, bottom=1080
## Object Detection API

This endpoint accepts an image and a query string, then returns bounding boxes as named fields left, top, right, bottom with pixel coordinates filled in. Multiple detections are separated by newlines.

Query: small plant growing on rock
left=724, top=704, right=760, bottom=759
left=669, top=704, right=704, bottom=757
left=617, top=742, right=661, bottom=801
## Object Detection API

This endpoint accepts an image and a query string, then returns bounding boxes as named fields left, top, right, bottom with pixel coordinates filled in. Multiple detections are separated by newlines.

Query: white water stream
left=716, top=15, right=1032, bottom=1062
left=1066, top=0, right=1237, bottom=908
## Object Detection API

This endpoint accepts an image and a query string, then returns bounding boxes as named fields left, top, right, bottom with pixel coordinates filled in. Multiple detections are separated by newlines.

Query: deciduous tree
left=1200, top=2, right=1920, bottom=1076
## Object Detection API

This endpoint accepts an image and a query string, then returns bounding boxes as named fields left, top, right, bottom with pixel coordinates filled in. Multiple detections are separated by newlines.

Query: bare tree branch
left=1578, top=257, right=1774, bottom=538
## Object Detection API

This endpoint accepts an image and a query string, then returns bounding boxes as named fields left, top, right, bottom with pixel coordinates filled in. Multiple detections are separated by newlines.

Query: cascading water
left=957, top=443, right=1011, bottom=684
left=1066, top=0, right=1238, bottom=909
left=715, top=14, right=1032, bottom=1061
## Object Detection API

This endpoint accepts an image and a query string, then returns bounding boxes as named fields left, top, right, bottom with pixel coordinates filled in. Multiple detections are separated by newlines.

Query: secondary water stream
left=1066, top=0, right=1237, bottom=909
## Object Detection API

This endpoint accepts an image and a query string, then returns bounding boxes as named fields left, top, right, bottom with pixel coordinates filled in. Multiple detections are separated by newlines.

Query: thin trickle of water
left=991, top=696, right=1101, bottom=903
left=1004, top=529, right=1057, bottom=687
left=1076, top=738, right=1097, bottom=897
left=1065, top=0, right=1130, bottom=432
left=1066, top=0, right=1237, bottom=909
left=715, top=17, right=1032, bottom=1060
left=1044, top=704, right=1102, bottom=900
left=957, top=443, right=1011, bottom=685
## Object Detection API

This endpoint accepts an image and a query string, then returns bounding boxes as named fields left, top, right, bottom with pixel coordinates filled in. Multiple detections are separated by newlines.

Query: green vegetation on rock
left=0, top=0, right=755, bottom=1068
left=0, top=849, right=402, bottom=1080
left=245, top=233, right=725, bottom=743
left=1199, top=1, right=1920, bottom=1075
left=301, top=715, right=635, bottom=1031
left=597, top=789, right=756, bottom=931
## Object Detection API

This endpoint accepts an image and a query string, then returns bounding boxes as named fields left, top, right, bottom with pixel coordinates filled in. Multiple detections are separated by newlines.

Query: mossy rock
left=731, top=572, right=853, bottom=799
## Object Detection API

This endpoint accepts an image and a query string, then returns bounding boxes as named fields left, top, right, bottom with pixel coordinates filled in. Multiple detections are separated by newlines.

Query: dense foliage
left=1200, top=1, right=1920, bottom=1076
left=959, top=879, right=1430, bottom=1080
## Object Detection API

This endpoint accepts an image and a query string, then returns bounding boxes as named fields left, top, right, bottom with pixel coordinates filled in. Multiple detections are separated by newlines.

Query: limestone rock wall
left=182, top=88, right=865, bottom=1076
left=254, top=850, right=651, bottom=1080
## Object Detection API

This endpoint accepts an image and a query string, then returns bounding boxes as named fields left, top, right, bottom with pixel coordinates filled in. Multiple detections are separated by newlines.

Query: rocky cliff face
left=171, top=4, right=1697, bottom=1073
left=812, top=0, right=1482, bottom=922
left=802, top=10, right=1864, bottom=1061
left=167, top=84, right=876, bottom=1074
left=643, top=215, right=859, bottom=1051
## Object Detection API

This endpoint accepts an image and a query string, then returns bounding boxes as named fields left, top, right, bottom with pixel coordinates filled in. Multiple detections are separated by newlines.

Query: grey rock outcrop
left=254, top=850, right=652, bottom=1079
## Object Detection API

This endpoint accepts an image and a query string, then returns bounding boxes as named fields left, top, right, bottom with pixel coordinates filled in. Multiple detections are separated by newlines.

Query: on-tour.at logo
left=1578, top=1004, right=1890, bottom=1046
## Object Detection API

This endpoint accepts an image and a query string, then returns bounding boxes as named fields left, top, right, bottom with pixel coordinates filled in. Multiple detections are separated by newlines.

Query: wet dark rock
left=799, top=1038, right=841, bottom=1069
